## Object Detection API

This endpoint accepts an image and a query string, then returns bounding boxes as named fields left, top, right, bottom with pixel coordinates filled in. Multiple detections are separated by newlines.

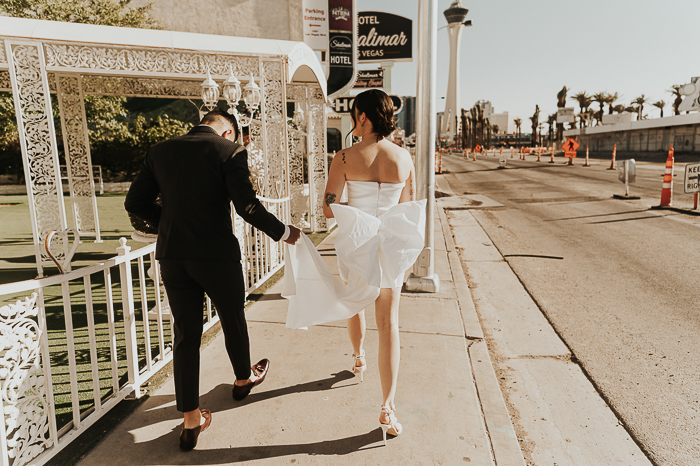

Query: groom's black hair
left=201, top=108, right=240, bottom=141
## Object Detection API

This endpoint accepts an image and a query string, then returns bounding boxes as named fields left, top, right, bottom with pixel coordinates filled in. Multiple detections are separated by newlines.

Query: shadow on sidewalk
left=129, top=428, right=383, bottom=464
left=103, top=371, right=371, bottom=464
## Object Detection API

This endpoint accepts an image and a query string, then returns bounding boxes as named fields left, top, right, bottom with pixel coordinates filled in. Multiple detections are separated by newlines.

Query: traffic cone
left=583, top=145, right=590, bottom=167
left=500, top=148, right=503, bottom=158
left=511, top=147, right=514, bottom=158
left=608, top=144, right=617, bottom=170
left=549, top=149, right=555, bottom=163
left=537, top=148, right=541, bottom=162
left=658, top=145, right=674, bottom=207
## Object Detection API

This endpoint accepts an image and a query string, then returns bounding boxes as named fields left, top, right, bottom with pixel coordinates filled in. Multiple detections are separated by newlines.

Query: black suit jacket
left=124, top=125, right=285, bottom=261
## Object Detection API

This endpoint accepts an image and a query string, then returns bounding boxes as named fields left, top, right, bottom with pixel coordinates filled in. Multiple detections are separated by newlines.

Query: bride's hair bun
left=351, top=89, right=396, bottom=138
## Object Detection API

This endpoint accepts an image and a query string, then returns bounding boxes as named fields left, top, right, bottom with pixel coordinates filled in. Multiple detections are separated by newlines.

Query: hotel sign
left=327, top=0, right=357, bottom=99
left=332, top=94, right=403, bottom=114
left=358, top=11, right=413, bottom=62
left=353, top=69, right=384, bottom=89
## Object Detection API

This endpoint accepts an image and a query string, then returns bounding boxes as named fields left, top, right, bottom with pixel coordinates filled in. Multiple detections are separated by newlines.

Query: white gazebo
left=0, top=16, right=331, bottom=466
left=0, top=16, right=331, bottom=276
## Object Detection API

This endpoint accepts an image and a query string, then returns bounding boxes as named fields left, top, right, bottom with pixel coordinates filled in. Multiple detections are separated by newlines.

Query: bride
left=283, top=89, right=425, bottom=444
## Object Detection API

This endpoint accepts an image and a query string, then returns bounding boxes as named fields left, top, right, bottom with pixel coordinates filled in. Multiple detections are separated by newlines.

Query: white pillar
left=406, top=0, right=440, bottom=293
left=441, top=23, right=464, bottom=136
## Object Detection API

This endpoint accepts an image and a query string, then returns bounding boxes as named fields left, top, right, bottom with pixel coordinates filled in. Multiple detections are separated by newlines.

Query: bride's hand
left=284, top=225, right=301, bottom=245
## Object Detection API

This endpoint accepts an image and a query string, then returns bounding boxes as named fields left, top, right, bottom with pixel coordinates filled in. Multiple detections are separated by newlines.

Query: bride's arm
left=323, top=150, right=346, bottom=218
left=399, top=165, right=416, bottom=204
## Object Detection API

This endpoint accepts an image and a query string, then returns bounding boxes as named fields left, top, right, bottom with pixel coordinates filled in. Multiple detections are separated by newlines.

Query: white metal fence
left=0, top=196, right=289, bottom=466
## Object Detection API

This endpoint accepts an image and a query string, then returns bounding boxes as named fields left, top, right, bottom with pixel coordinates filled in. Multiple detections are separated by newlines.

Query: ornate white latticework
left=0, top=71, right=10, bottom=91
left=247, top=120, right=265, bottom=194
left=0, top=39, right=6, bottom=65
left=57, top=74, right=98, bottom=235
left=308, top=86, right=327, bottom=232
left=81, top=75, right=202, bottom=98
left=287, top=123, right=308, bottom=229
left=44, top=44, right=259, bottom=78
left=8, top=42, right=67, bottom=264
left=0, top=293, right=52, bottom=466
left=262, top=60, right=286, bottom=199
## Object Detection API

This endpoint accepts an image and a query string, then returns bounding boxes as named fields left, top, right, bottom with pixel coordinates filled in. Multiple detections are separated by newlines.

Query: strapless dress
left=282, top=181, right=426, bottom=329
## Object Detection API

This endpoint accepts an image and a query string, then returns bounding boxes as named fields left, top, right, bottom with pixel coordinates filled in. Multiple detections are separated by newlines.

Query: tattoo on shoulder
left=325, top=192, right=337, bottom=206
left=342, top=152, right=346, bottom=164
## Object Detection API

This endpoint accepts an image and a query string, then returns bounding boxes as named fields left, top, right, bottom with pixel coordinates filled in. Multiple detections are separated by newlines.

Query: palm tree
left=514, top=118, right=522, bottom=145
left=669, top=85, right=683, bottom=116
left=592, top=92, right=608, bottom=124
left=485, top=119, right=492, bottom=149
left=612, top=104, right=626, bottom=114
left=652, top=100, right=666, bottom=118
left=571, top=91, right=589, bottom=127
left=530, top=105, right=540, bottom=147
left=547, top=113, right=556, bottom=144
left=632, top=95, right=648, bottom=119
left=606, top=92, right=620, bottom=114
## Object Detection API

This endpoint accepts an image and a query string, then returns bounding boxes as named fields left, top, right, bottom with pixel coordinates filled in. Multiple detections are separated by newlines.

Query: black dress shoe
left=179, top=409, right=211, bottom=451
left=232, top=359, right=270, bottom=401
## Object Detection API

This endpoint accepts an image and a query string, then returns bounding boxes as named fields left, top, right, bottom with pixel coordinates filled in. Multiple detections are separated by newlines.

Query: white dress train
left=282, top=181, right=426, bottom=329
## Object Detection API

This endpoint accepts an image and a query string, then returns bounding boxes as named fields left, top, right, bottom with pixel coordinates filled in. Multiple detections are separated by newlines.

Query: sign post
left=563, top=137, right=580, bottom=164
left=613, top=159, right=640, bottom=199
left=684, top=162, right=700, bottom=210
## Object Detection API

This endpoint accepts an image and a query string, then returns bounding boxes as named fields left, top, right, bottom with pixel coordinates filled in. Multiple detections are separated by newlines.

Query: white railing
left=0, top=196, right=290, bottom=466
left=236, top=196, right=290, bottom=294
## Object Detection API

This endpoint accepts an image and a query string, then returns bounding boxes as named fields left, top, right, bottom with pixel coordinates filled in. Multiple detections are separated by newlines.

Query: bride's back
left=343, top=138, right=412, bottom=184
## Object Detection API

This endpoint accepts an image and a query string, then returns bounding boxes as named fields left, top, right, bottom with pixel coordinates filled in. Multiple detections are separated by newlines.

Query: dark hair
left=200, top=108, right=240, bottom=141
left=351, top=89, right=396, bottom=139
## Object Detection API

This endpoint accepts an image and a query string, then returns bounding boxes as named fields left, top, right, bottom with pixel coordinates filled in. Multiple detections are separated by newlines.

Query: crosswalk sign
left=564, top=138, right=580, bottom=157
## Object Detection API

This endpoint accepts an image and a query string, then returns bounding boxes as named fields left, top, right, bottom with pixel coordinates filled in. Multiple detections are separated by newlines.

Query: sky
left=355, top=0, right=700, bottom=131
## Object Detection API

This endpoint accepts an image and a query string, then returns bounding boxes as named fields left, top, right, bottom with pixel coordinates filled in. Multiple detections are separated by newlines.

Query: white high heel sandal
left=351, top=350, right=366, bottom=382
left=379, top=405, right=402, bottom=445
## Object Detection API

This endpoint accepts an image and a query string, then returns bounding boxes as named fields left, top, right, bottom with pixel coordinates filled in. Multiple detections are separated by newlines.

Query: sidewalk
left=76, top=206, right=524, bottom=465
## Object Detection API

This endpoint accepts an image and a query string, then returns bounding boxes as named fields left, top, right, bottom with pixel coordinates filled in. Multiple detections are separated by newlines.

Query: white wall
left=129, top=0, right=303, bottom=41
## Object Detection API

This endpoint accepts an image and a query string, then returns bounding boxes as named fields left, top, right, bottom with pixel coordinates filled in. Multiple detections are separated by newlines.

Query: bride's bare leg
left=347, top=310, right=366, bottom=363
left=375, top=287, right=401, bottom=420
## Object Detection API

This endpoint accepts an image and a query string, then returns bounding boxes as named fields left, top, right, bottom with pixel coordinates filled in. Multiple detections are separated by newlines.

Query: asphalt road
left=440, top=151, right=700, bottom=466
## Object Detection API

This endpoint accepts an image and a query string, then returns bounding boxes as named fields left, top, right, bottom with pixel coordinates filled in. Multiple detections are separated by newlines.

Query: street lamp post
left=406, top=0, right=440, bottom=293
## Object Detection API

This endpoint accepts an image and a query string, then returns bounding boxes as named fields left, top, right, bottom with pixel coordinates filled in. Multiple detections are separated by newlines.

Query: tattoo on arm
left=408, top=177, right=415, bottom=200
left=325, top=192, right=337, bottom=206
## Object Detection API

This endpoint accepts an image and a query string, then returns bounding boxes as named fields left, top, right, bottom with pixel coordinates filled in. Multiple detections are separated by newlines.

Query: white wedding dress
left=282, top=181, right=426, bottom=329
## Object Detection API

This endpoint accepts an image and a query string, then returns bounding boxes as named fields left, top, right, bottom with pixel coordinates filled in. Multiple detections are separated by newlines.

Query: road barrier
left=608, top=144, right=617, bottom=170
left=659, top=145, right=675, bottom=206
left=584, top=145, right=590, bottom=167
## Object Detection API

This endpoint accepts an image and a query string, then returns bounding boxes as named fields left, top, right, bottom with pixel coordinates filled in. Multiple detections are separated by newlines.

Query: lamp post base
left=405, top=273, right=441, bottom=293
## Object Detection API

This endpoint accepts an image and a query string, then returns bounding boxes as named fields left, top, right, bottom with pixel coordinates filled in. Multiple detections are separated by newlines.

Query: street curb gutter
left=437, top=202, right=526, bottom=466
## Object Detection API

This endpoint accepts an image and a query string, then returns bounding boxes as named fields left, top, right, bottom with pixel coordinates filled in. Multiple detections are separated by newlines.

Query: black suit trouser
left=159, top=258, right=251, bottom=412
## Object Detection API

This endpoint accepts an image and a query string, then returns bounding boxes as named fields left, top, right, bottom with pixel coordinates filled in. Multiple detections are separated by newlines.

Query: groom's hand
left=284, top=225, right=301, bottom=245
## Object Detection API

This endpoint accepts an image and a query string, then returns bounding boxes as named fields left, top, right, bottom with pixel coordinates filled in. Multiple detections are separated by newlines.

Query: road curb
left=436, top=198, right=526, bottom=466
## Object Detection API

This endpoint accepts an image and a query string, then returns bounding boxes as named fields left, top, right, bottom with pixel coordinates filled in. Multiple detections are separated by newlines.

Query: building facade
left=130, top=0, right=304, bottom=41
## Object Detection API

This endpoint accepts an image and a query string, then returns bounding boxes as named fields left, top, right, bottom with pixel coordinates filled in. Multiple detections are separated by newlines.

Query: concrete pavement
left=77, top=181, right=653, bottom=465
left=77, top=206, right=523, bottom=465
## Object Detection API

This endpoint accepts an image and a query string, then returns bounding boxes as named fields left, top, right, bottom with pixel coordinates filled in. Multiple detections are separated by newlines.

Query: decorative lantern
left=243, top=74, right=261, bottom=109
left=200, top=67, right=220, bottom=111
left=222, top=66, right=241, bottom=112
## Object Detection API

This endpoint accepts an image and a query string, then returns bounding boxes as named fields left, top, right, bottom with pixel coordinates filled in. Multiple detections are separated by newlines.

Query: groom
left=125, top=109, right=300, bottom=450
